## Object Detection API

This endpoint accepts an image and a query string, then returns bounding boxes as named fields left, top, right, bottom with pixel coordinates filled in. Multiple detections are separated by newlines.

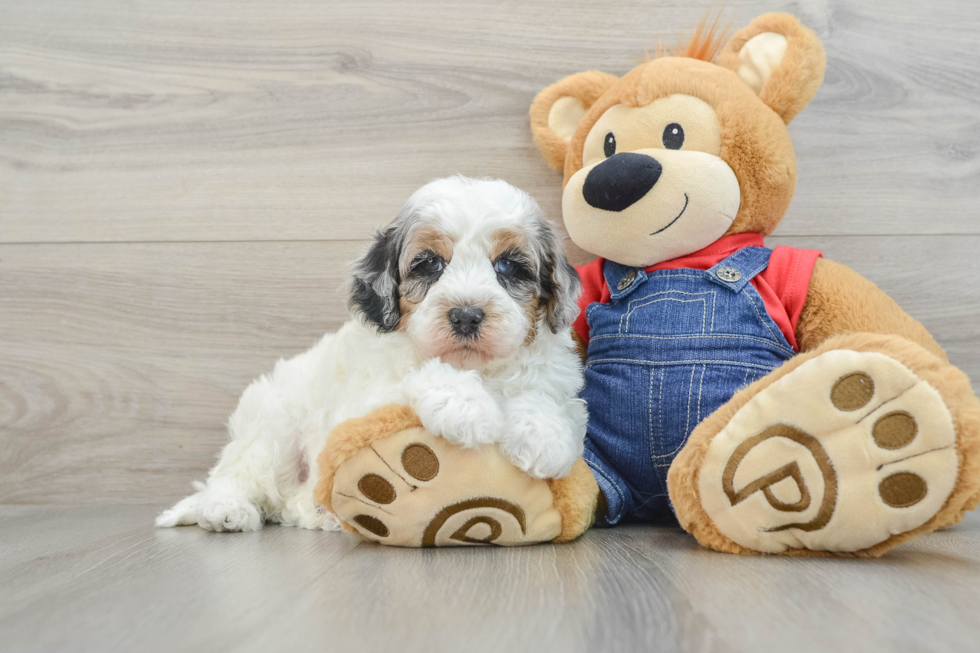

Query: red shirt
left=574, top=233, right=821, bottom=351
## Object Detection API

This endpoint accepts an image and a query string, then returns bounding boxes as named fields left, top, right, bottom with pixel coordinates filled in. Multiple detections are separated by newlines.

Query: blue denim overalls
left=581, top=246, right=797, bottom=525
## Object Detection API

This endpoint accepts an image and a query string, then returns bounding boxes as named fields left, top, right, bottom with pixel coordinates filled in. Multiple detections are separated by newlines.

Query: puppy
left=156, top=176, right=587, bottom=532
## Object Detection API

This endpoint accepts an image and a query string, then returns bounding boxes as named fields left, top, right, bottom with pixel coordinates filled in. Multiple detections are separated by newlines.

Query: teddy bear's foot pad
left=317, top=406, right=564, bottom=547
left=696, top=350, right=960, bottom=554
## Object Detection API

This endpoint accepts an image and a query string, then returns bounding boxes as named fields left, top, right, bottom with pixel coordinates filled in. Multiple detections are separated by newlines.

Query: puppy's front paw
left=413, top=386, right=505, bottom=448
left=406, top=360, right=504, bottom=447
left=501, top=413, right=583, bottom=479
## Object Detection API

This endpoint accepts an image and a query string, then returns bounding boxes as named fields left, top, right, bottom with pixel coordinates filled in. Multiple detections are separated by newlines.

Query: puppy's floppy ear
left=349, top=224, right=403, bottom=332
left=715, top=12, right=826, bottom=124
left=536, top=219, right=582, bottom=333
left=530, top=71, right=619, bottom=171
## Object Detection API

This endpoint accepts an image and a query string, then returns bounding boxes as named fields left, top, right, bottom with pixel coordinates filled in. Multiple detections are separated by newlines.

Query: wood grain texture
left=1, top=236, right=978, bottom=504
left=1, top=505, right=979, bottom=653
left=1, top=0, right=979, bottom=516
left=3, top=2, right=980, bottom=649
left=2, top=0, right=980, bottom=244
left=0, top=241, right=360, bottom=504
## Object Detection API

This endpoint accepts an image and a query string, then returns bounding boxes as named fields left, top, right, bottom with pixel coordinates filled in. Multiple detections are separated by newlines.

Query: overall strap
left=603, top=260, right=648, bottom=301
left=705, top=246, right=773, bottom=293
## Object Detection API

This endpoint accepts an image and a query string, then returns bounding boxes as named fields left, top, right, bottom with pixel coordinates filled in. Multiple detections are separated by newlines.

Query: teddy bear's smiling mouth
left=650, top=193, right=689, bottom=235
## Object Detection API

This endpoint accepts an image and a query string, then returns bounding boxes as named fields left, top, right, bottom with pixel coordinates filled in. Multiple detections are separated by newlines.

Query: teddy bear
left=314, top=12, right=980, bottom=556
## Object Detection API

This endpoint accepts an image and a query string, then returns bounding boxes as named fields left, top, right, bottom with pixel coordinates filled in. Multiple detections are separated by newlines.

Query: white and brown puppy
left=156, top=176, right=587, bottom=532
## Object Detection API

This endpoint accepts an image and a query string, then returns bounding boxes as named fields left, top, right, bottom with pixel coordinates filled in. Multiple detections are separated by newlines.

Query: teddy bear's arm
left=795, top=258, right=945, bottom=360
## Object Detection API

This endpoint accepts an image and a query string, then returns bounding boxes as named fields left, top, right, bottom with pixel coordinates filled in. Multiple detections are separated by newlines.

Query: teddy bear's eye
left=663, top=123, right=685, bottom=150
left=603, top=132, right=616, bottom=158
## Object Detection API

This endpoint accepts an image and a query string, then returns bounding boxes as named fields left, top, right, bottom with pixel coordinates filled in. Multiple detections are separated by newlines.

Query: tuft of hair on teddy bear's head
left=530, top=12, right=826, bottom=268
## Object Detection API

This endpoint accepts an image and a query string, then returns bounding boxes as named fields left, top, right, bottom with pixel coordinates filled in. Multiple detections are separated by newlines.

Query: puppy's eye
left=493, top=258, right=517, bottom=276
left=662, top=123, right=684, bottom=150
left=603, top=132, right=616, bottom=158
left=412, top=254, right=444, bottom=275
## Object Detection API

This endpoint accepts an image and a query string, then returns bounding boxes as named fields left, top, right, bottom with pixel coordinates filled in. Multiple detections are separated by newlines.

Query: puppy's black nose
left=449, top=306, right=484, bottom=337
left=582, top=152, right=662, bottom=212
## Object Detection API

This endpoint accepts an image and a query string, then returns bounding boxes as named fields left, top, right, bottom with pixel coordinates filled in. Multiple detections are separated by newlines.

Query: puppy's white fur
left=157, top=176, right=586, bottom=532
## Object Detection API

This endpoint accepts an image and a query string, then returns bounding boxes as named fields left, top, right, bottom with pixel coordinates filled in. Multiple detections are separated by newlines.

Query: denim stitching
left=650, top=367, right=682, bottom=463
left=624, top=288, right=716, bottom=308
left=644, top=272, right=715, bottom=281
left=696, top=364, right=705, bottom=423
left=587, top=332, right=796, bottom=356
left=684, top=364, right=696, bottom=436
left=622, top=297, right=707, bottom=334
left=739, top=286, right=785, bottom=345
left=586, top=301, right=601, bottom=325
left=619, top=289, right=714, bottom=331
left=586, top=358, right=780, bottom=371
left=709, top=291, right=717, bottom=332
left=658, top=367, right=665, bottom=458
left=648, top=367, right=656, bottom=457
left=650, top=367, right=692, bottom=461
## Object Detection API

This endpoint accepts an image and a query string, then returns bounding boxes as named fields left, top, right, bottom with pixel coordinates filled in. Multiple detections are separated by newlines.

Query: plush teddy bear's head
left=530, top=13, right=826, bottom=268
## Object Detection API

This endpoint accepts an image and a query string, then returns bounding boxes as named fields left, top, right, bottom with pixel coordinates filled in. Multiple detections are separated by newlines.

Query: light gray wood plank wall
left=2, top=237, right=978, bottom=504
left=3, top=0, right=980, bottom=243
left=2, top=0, right=979, bottom=504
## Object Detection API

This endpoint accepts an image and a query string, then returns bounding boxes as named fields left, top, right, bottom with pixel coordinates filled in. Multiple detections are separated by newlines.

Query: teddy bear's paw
left=315, top=405, right=565, bottom=547
left=691, top=348, right=970, bottom=555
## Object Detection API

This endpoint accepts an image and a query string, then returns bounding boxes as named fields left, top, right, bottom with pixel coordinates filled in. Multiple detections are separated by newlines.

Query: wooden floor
left=3, top=0, right=980, bottom=650
left=2, top=505, right=979, bottom=653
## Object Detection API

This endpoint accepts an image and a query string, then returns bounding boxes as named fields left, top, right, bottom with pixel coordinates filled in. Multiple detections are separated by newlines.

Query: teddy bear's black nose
left=582, top=152, right=663, bottom=212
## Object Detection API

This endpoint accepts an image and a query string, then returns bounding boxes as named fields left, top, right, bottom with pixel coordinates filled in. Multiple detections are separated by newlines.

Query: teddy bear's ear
left=715, top=13, right=826, bottom=124
left=530, top=71, right=619, bottom=170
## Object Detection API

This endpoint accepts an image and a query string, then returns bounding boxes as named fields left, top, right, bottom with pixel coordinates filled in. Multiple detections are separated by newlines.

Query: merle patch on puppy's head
left=349, top=176, right=581, bottom=368
left=348, top=212, right=411, bottom=334
left=534, top=217, right=582, bottom=334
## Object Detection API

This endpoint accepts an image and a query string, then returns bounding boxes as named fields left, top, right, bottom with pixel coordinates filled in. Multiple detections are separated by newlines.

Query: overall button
left=617, top=270, right=637, bottom=291
left=716, top=266, right=742, bottom=283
